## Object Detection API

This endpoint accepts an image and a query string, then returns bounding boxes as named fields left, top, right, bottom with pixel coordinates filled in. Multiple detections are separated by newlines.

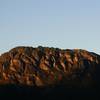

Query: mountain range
left=0, top=46, right=100, bottom=99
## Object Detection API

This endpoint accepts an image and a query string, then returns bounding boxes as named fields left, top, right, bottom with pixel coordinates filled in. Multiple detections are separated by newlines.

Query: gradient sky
left=0, top=0, right=100, bottom=54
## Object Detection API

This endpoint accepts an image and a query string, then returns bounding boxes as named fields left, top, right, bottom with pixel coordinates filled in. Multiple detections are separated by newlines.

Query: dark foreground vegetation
left=0, top=84, right=99, bottom=100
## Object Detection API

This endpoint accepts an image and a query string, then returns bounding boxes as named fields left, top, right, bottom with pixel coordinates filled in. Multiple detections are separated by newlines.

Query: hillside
left=0, top=46, right=100, bottom=99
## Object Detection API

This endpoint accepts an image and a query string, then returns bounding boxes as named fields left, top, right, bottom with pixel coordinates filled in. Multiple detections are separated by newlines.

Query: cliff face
left=0, top=46, right=100, bottom=88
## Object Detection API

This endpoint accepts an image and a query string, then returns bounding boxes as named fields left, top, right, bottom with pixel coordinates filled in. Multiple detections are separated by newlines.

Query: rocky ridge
left=0, top=46, right=100, bottom=88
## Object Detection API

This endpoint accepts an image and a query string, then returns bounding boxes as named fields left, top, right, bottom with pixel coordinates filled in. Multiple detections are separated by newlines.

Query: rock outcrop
left=0, top=46, right=100, bottom=88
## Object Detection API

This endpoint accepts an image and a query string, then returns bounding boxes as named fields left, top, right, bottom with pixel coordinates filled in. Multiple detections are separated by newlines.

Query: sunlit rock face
left=0, top=46, right=100, bottom=88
